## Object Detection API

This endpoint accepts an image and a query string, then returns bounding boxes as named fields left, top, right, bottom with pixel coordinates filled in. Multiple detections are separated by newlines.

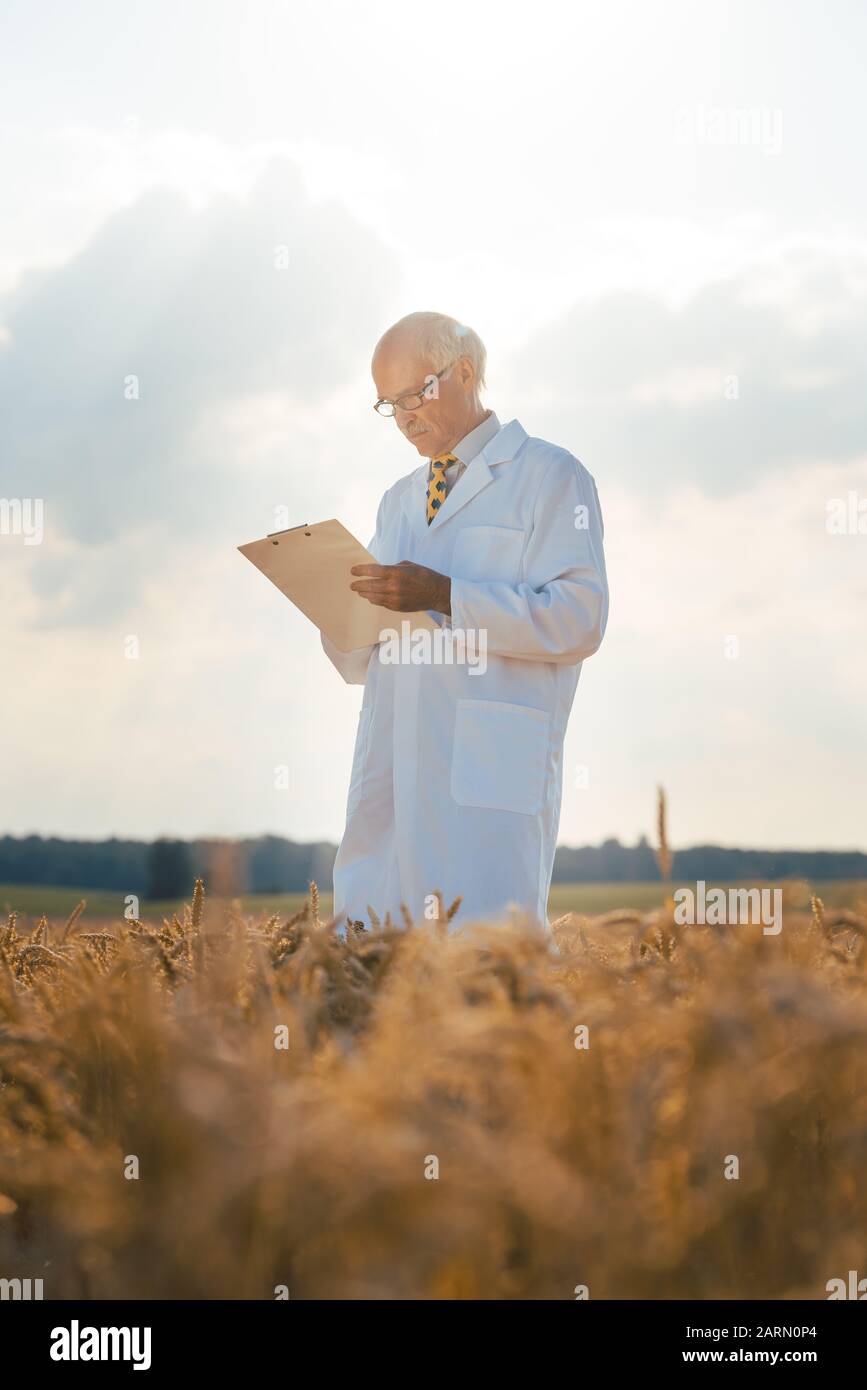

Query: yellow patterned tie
left=426, top=452, right=459, bottom=525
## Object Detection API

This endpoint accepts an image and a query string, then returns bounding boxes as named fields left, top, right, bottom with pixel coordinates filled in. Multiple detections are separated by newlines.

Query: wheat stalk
left=656, top=785, right=673, bottom=884
left=61, top=899, right=86, bottom=943
left=191, top=877, right=205, bottom=932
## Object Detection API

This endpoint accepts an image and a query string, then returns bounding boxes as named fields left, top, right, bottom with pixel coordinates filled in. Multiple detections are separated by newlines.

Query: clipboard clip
left=266, top=522, right=311, bottom=541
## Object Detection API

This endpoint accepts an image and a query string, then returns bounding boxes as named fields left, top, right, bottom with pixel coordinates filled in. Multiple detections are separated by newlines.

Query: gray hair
left=375, top=311, right=487, bottom=391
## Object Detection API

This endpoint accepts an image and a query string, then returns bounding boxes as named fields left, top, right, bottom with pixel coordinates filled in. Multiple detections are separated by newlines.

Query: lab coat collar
left=452, top=409, right=501, bottom=465
left=401, top=418, right=528, bottom=541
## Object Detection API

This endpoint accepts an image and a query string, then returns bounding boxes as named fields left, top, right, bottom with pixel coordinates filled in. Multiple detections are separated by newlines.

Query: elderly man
left=321, top=311, right=609, bottom=933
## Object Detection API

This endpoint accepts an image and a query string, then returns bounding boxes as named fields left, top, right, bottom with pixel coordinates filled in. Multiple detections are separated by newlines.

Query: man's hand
left=350, top=560, right=451, bottom=617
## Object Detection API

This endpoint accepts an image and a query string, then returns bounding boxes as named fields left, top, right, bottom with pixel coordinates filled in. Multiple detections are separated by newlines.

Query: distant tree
left=2, top=832, right=866, bottom=895
left=146, top=838, right=193, bottom=901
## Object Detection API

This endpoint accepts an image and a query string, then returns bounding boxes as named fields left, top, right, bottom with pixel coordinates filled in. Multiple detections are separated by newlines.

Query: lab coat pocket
left=450, top=698, right=550, bottom=816
left=451, top=525, right=525, bottom=584
left=346, top=705, right=373, bottom=818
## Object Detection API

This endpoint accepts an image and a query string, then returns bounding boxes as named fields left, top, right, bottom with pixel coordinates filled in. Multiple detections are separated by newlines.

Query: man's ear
left=457, top=355, right=475, bottom=390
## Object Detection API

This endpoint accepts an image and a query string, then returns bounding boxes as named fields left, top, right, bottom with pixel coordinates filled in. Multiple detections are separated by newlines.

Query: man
left=321, top=311, right=608, bottom=933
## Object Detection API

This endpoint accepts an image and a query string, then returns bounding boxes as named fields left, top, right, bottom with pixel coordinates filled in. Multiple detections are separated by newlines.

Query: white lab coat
left=320, top=418, right=609, bottom=933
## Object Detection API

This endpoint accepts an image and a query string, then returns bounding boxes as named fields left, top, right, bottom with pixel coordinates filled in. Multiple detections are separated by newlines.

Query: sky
left=1, top=0, right=865, bottom=853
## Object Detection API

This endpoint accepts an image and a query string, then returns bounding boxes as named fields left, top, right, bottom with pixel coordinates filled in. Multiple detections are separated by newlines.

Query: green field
left=2, top=878, right=865, bottom=926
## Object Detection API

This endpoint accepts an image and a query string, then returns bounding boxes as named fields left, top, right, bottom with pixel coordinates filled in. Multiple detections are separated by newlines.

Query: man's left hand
left=349, top=561, right=451, bottom=617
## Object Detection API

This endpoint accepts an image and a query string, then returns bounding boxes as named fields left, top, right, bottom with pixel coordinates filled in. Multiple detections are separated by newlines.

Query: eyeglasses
left=373, top=362, right=455, bottom=417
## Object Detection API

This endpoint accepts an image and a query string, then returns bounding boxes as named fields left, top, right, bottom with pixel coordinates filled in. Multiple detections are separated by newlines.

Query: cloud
left=0, top=158, right=407, bottom=633
left=1, top=158, right=400, bottom=552
left=2, top=175, right=865, bottom=847
left=503, top=247, right=867, bottom=495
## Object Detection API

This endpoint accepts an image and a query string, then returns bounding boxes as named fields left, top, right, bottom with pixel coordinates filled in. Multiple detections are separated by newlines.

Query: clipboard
left=238, top=518, right=441, bottom=653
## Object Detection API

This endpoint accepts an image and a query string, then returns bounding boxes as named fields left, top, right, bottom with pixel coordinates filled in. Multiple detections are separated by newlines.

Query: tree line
left=0, top=833, right=864, bottom=899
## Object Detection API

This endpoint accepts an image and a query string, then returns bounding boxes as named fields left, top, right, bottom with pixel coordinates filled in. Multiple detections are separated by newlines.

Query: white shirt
left=428, top=410, right=501, bottom=497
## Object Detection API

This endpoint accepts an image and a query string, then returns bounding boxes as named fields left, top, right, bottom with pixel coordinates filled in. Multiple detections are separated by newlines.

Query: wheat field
left=1, top=878, right=866, bottom=1300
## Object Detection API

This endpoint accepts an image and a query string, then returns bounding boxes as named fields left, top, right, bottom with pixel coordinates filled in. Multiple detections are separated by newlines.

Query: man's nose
left=395, top=405, right=417, bottom=430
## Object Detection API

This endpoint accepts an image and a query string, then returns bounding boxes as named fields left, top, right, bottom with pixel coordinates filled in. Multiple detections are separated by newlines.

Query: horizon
left=3, top=825, right=866, bottom=857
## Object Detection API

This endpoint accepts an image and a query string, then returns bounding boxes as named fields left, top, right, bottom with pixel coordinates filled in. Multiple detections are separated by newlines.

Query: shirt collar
left=436, top=410, right=501, bottom=468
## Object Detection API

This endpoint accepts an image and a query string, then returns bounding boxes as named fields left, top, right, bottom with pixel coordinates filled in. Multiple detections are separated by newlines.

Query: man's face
left=372, top=336, right=473, bottom=458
